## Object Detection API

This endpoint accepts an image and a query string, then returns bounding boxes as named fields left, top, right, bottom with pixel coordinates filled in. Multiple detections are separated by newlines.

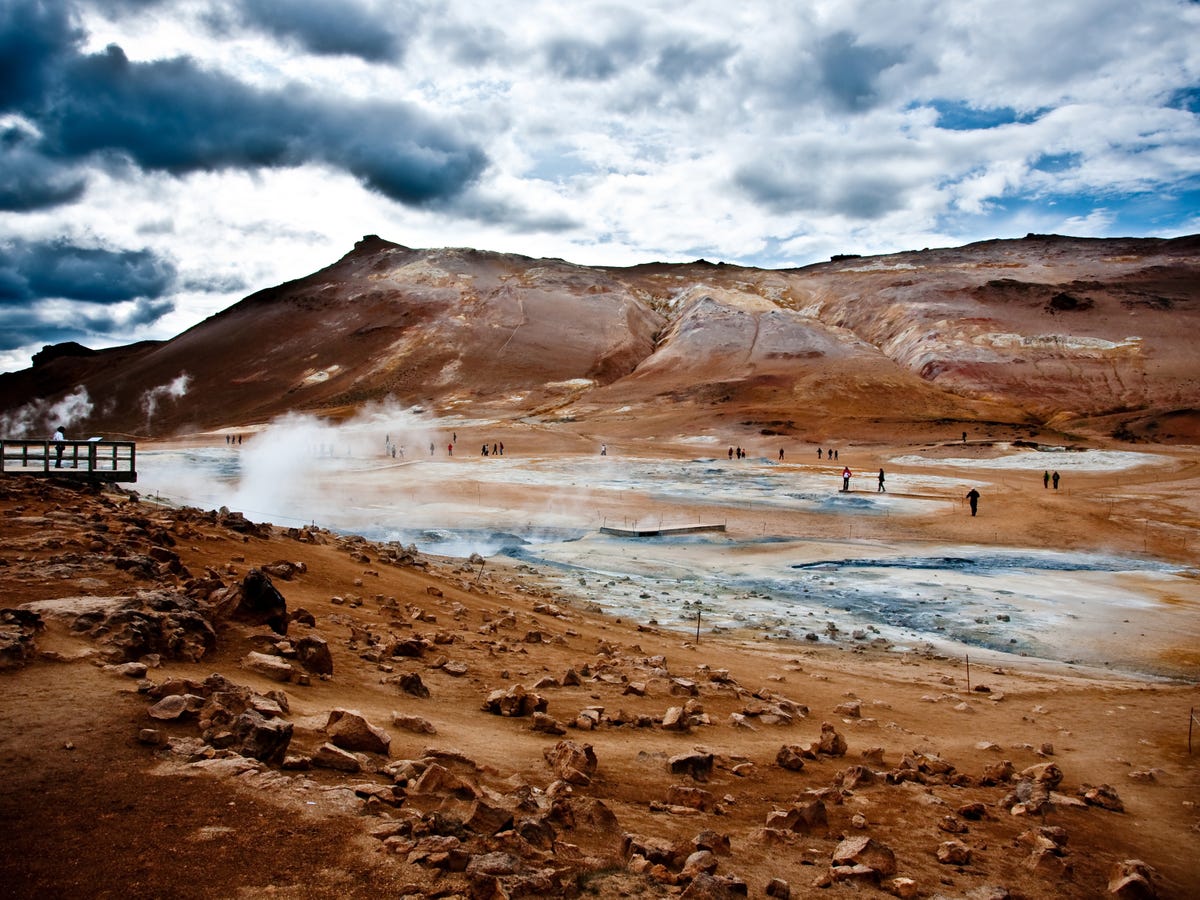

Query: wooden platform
left=1, top=439, right=137, bottom=483
left=599, top=523, right=725, bottom=537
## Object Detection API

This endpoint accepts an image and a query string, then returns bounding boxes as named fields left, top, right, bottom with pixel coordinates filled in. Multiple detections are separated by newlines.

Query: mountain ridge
left=2, top=232, right=1197, bottom=444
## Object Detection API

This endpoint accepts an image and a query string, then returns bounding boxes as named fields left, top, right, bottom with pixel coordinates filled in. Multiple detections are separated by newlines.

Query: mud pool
left=135, top=441, right=1199, bottom=680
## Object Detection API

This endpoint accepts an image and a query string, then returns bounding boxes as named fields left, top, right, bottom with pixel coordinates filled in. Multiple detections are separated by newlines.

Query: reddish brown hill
left=2, top=233, right=1197, bottom=443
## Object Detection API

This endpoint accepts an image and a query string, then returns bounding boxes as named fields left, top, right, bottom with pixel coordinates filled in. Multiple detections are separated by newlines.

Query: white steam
left=0, top=386, right=94, bottom=438
left=141, top=372, right=191, bottom=429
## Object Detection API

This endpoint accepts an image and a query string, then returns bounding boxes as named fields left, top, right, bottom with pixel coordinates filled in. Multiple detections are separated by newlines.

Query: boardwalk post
left=966, top=654, right=971, bottom=692
left=695, top=610, right=701, bottom=643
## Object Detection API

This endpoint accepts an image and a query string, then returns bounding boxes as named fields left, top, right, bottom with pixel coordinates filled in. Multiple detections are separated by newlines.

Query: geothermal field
left=136, top=413, right=1200, bottom=683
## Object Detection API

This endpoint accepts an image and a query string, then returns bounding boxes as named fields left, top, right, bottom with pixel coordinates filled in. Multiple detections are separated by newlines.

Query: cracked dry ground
left=0, top=476, right=1196, bottom=899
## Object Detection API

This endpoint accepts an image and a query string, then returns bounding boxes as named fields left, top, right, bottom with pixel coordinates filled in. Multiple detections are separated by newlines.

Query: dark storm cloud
left=815, top=31, right=905, bottom=113
left=0, top=126, right=87, bottom=211
left=1, top=3, right=487, bottom=206
left=0, top=240, right=176, bottom=305
left=232, top=0, right=412, bottom=62
left=0, top=0, right=82, bottom=108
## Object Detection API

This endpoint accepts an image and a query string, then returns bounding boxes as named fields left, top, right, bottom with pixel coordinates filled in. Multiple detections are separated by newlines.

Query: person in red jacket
left=842, top=466, right=852, bottom=492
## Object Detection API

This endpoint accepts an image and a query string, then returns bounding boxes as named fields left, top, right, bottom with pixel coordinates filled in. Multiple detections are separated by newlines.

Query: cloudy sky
left=1, top=0, right=1198, bottom=372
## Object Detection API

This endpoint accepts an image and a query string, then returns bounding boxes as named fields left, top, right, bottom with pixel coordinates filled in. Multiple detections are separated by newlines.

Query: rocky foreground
left=1, top=475, right=1196, bottom=899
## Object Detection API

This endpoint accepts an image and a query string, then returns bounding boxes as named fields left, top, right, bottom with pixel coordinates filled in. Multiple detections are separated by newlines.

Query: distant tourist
left=962, top=431, right=967, bottom=443
left=842, top=466, right=852, bottom=491
left=966, top=488, right=980, bottom=516
left=448, top=443, right=453, bottom=457
left=1043, top=470, right=1050, bottom=489
left=877, top=468, right=886, bottom=492
left=834, top=449, right=838, bottom=461
left=52, top=425, right=65, bottom=468
left=600, top=444, right=607, bottom=456
left=1052, top=471, right=1060, bottom=490
left=729, top=447, right=734, bottom=460
left=779, top=448, right=784, bottom=460
left=817, top=448, right=822, bottom=459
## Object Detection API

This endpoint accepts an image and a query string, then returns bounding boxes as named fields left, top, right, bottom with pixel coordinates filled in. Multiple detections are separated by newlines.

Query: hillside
left=1, top=233, right=1198, bottom=444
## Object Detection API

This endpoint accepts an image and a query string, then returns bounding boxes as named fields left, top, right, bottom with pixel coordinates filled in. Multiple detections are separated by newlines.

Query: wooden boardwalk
left=0, top=439, right=137, bottom=483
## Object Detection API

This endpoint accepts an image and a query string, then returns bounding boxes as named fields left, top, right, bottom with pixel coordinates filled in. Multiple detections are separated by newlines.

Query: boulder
left=232, top=709, right=293, bottom=764
left=765, top=798, right=827, bottom=833
left=1108, top=859, right=1157, bottom=899
left=326, top=709, right=391, bottom=755
left=775, top=745, right=806, bottom=772
left=312, top=742, right=361, bottom=772
left=235, top=569, right=288, bottom=634
left=817, top=722, right=847, bottom=757
left=937, top=840, right=972, bottom=865
left=295, top=635, right=333, bottom=675
left=241, top=651, right=294, bottom=682
left=669, top=752, right=714, bottom=782
left=831, top=836, right=896, bottom=878
left=391, top=713, right=437, bottom=734
left=544, top=740, right=597, bottom=786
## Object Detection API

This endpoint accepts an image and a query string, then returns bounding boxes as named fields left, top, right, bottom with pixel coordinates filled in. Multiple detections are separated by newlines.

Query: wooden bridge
left=0, top=439, right=137, bottom=483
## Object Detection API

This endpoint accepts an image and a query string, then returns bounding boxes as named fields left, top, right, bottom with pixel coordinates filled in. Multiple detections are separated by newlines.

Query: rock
left=775, top=745, right=806, bottom=772
left=235, top=568, right=288, bottom=634
left=840, top=765, right=876, bottom=789
left=481, top=684, right=546, bottom=717
left=681, top=849, right=719, bottom=878
left=765, top=798, right=827, bottom=833
left=937, top=839, right=972, bottom=865
left=312, top=742, right=361, bottom=772
left=831, top=836, right=896, bottom=878
left=667, top=786, right=715, bottom=811
left=544, top=740, right=597, bottom=786
left=662, top=706, right=690, bottom=732
left=884, top=876, right=920, bottom=899
left=391, top=713, right=437, bottom=734
left=531, top=711, right=567, bottom=734
left=326, top=708, right=391, bottom=755
left=464, top=799, right=514, bottom=835
left=1081, top=783, right=1125, bottom=812
left=466, top=850, right=521, bottom=877
left=669, top=752, right=714, bottom=782
left=147, top=694, right=192, bottom=720
left=396, top=672, right=430, bottom=698
left=295, top=635, right=333, bottom=675
left=980, top=759, right=1016, bottom=785
left=833, top=700, right=861, bottom=717
left=1108, top=859, right=1157, bottom=898
left=765, top=878, right=790, bottom=899
left=1020, top=761, right=1063, bottom=789
left=240, top=651, right=294, bottom=682
left=231, top=709, right=293, bottom=764
left=817, top=721, right=847, bottom=757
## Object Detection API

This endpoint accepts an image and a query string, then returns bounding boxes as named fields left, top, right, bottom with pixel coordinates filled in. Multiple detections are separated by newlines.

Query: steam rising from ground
left=0, top=386, right=94, bottom=438
left=141, top=373, right=191, bottom=430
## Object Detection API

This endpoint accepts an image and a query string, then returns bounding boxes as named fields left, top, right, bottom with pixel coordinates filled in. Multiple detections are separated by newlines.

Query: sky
left=1, top=0, right=1198, bottom=373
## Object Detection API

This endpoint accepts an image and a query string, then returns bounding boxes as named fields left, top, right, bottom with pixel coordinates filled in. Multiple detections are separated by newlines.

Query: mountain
left=3, top=232, right=1198, bottom=444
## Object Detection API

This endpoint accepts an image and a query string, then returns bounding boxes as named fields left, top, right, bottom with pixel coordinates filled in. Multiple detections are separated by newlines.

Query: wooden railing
left=0, top=439, right=137, bottom=483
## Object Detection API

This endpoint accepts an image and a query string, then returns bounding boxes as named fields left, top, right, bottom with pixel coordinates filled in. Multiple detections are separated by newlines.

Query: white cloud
left=0, top=0, right=1196, bottom=371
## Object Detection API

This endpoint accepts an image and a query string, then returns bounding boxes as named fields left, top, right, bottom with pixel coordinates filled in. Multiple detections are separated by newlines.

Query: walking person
left=1052, top=471, right=1060, bottom=490
left=877, top=468, right=886, bottom=492
left=842, top=466, right=852, bottom=492
left=966, top=488, right=980, bottom=516
left=1043, top=471, right=1050, bottom=489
